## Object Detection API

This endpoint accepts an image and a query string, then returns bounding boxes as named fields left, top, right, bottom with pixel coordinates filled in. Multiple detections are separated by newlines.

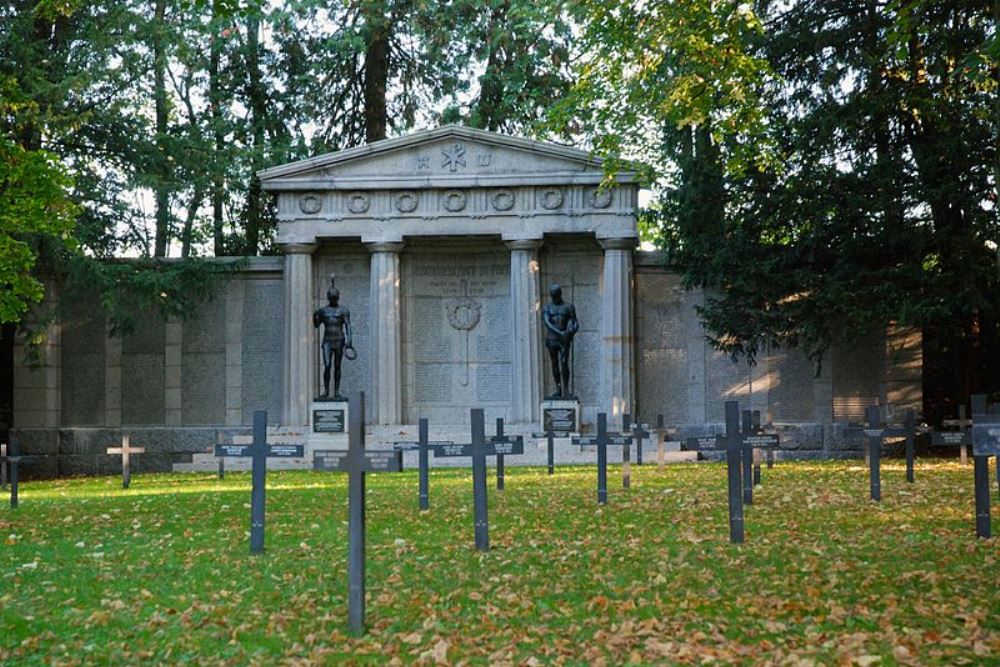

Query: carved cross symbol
left=441, top=143, right=466, bottom=172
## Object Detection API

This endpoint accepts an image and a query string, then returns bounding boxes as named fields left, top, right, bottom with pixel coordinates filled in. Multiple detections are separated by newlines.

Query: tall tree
left=556, top=0, right=999, bottom=416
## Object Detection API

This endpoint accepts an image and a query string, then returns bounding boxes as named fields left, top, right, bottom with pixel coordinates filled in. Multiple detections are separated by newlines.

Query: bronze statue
left=313, top=274, right=353, bottom=399
left=542, top=283, right=579, bottom=398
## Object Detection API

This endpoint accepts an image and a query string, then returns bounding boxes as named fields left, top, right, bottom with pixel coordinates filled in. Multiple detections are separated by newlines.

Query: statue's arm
left=343, top=308, right=352, bottom=346
left=312, top=308, right=321, bottom=328
left=566, top=305, right=580, bottom=338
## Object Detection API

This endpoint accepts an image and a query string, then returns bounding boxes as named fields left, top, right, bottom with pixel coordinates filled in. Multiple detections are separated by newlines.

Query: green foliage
left=1, top=461, right=998, bottom=663
left=549, top=0, right=777, bottom=181
left=61, top=256, right=242, bottom=336
left=558, top=1, right=1000, bottom=404
left=0, top=135, right=76, bottom=323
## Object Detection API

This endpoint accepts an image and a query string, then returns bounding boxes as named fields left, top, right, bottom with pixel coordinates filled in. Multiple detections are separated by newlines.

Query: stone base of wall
left=11, top=427, right=252, bottom=479
left=12, top=421, right=937, bottom=479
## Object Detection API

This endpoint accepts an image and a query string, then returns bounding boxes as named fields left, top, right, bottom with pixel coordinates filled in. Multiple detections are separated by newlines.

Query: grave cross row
left=106, top=434, right=146, bottom=489
left=214, top=411, right=305, bottom=554
left=572, top=414, right=631, bottom=504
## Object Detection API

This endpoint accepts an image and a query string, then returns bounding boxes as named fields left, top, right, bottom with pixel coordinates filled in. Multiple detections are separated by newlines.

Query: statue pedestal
left=312, top=398, right=349, bottom=435
left=540, top=398, right=580, bottom=433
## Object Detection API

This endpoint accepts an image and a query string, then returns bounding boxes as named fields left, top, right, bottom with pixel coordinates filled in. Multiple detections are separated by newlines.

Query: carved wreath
left=299, top=194, right=322, bottom=214
left=491, top=189, right=515, bottom=211
left=347, top=192, right=370, bottom=214
left=540, top=188, right=564, bottom=210
left=443, top=190, right=467, bottom=212
left=447, top=298, right=481, bottom=331
left=395, top=191, right=419, bottom=213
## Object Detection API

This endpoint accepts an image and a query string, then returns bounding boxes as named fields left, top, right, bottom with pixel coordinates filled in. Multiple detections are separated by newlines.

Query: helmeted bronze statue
left=313, top=274, right=353, bottom=399
left=542, top=283, right=579, bottom=398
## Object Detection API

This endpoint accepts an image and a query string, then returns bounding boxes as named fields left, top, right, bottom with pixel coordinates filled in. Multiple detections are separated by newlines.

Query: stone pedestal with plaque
left=312, top=398, right=349, bottom=450
left=541, top=398, right=580, bottom=434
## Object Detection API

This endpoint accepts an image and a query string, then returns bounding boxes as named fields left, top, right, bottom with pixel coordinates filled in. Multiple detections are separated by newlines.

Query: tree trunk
left=180, top=184, right=205, bottom=258
left=153, top=0, right=170, bottom=257
left=473, top=1, right=509, bottom=131
left=243, top=4, right=268, bottom=255
left=210, top=0, right=226, bottom=256
left=362, top=1, right=389, bottom=143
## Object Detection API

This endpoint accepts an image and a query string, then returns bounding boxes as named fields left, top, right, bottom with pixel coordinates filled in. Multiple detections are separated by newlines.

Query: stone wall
left=633, top=254, right=922, bottom=456
left=10, top=251, right=922, bottom=476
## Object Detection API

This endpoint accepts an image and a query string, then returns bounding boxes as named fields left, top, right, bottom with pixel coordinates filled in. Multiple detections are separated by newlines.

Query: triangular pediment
left=259, top=126, right=633, bottom=190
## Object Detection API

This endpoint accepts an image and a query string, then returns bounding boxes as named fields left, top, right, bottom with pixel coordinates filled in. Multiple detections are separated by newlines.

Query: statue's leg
left=560, top=344, right=572, bottom=395
left=333, top=347, right=344, bottom=397
left=321, top=343, right=333, bottom=397
left=548, top=345, right=562, bottom=396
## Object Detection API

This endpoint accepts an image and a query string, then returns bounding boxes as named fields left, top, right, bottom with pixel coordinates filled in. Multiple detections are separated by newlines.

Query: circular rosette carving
left=447, top=298, right=481, bottom=331
left=395, top=191, right=419, bottom=213
left=443, top=190, right=468, bottom=212
left=491, top=189, right=515, bottom=211
left=298, top=194, right=322, bottom=214
left=346, top=192, right=370, bottom=214
left=590, top=188, right=613, bottom=209
left=540, top=188, right=564, bottom=210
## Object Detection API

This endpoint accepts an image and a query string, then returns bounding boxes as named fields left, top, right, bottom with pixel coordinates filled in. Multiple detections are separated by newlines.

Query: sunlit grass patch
left=1, top=460, right=998, bottom=664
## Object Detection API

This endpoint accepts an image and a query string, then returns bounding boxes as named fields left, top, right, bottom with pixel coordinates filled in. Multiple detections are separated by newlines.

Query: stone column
left=367, top=242, right=404, bottom=425
left=280, top=242, right=317, bottom=427
left=599, top=237, right=637, bottom=425
left=506, top=239, right=543, bottom=423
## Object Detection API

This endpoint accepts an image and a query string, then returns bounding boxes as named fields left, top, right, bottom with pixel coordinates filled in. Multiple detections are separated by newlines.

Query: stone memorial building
left=8, top=127, right=921, bottom=475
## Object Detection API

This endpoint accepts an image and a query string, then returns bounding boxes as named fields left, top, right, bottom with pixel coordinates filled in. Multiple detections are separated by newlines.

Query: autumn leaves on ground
left=1, top=459, right=998, bottom=665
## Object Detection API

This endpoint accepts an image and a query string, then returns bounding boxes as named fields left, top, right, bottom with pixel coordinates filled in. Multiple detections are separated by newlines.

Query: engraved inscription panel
left=404, top=247, right=511, bottom=422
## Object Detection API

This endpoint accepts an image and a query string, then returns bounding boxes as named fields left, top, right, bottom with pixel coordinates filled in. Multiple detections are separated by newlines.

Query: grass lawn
left=1, top=459, right=999, bottom=665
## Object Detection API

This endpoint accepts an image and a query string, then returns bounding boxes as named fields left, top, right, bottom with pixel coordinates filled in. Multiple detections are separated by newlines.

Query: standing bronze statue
left=313, top=274, right=354, bottom=399
left=542, top=283, right=579, bottom=398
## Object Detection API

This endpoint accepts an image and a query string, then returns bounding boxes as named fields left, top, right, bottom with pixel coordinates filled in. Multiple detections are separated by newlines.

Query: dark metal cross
left=1, top=437, right=31, bottom=509
left=429, top=409, right=524, bottom=551
left=215, top=410, right=304, bottom=554
left=970, top=394, right=996, bottom=539
left=719, top=402, right=744, bottom=544
left=393, top=418, right=448, bottom=511
left=942, top=404, right=975, bottom=465
left=312, top=393, right=404, bottom=635
left=572, top=413, right=631, bottom=504
left=624, top=415, right=650, bottom=479
left=106, top=433, right=146, bottom=489
left=740, top=411, right=755, bottom=504
left=532, top=426, right=569, bottom=475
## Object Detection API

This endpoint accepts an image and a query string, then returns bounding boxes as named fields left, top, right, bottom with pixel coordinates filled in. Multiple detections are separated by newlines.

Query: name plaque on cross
left=314, top=449, right=403, bottom=472
left=742, top=434, right=780, bottom=448
left=932, top=431, right=970, bottom=446
left=214, top=443, right=305, bottom=458
left=972, top=416, right=1000, bottom=457
left=313, top=408, right=345, bottom=433
left=430, top=439, right=525, bottom=458
left=684, top=436, right=722, bottom=451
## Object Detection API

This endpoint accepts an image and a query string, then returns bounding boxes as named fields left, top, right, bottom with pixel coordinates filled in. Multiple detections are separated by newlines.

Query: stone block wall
left=9, top=251, right=922, bottom=477
left=633, top=254, right=922, bottom=455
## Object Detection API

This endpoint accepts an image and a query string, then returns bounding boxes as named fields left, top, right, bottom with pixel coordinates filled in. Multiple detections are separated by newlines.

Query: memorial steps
left=171, top=425, right=697, bottom=472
